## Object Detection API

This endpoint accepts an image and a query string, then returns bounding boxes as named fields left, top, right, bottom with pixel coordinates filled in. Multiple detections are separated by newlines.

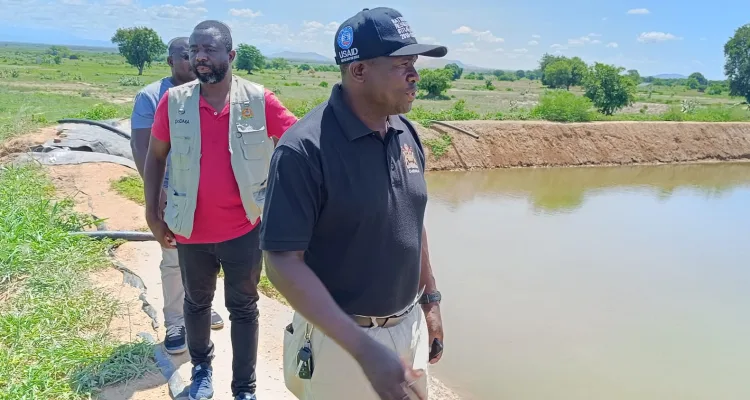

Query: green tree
left=539, top=53, right=565, bottom=86
left=687, top=77, right=700, bottom=90
left=688, top=72, right=708, bottom=86
left=111, top=27, right=166, bottom=75
left=724, top=24, right=750, bottom=103
left=569, top=57, right=588, bottom=86
left=544, top=59, right=573, bottom=90
left=444, top=63, right=463, bottom=80
left=271, top=57, right=289, bottom=70
left=417, top=68, right=453, bottom=98
left=299, top=63, right=311, bottom=71
left=707, top=84, right=723, bottom=95
left=627, top=69, right=641, bottom=83
left=516, top=70, right=526, bottom=79
left=47, top=45, right=71, bottom=58
left=583, top=62, right=636, bottom=115
left=235, top=44, right=265, bottom=74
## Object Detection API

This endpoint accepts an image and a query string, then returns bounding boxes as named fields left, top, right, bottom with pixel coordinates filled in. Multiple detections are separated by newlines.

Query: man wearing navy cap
left=260, top=7, right=446, bottom=400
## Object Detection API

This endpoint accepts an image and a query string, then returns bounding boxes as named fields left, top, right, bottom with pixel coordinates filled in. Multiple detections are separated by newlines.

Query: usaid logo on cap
left=337, top=26, right=354, bottom=49
left=337, top=25, right=359, bottom=62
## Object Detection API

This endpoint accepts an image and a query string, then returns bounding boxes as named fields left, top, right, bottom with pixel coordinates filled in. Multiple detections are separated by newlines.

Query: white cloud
left=528, top=40, right=539, bottom=46
left=227, top=0, right=241, bottom=2
left=456, top=41, right=479, bottom=52
left=567, top=33, right=603, bottom=46
left=568, top=36, right=590, bottom=46
left=106, top=0, right=132, bottom=4
left=451, top=25, right=504, bottom=43
left=150, top=4, right=207, bottom=19
left=550, top=43, right=568, bottom=50
left=627, top=8, right=650, bottom=14
left=531, top=34, right=541, bottom=39
left=186, top=0, right=205, bottom=4
left=602, top=17, right=608, bottom=21
left=606, top=42, right=619, bottom=48
left=300, top=20, right=338, bottom=36
left=700, top=37, right=707, bottom=41
left=494, top=48, right=504, bottom=52
left=513, top=48, right=528, bottom=53
left=229, top=8, right=261, bottom=18
left=637, top=31, right=681, bottom=43
left=62, top=0, right=86, bottom=4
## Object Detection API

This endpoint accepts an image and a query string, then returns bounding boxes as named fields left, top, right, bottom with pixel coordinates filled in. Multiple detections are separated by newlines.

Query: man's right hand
left=355, top=339, right=426, bottom=400
left=146, top=214, right=176, bottom=249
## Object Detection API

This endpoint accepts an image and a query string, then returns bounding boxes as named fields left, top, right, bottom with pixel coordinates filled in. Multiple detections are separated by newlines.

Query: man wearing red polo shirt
left=143, top=20, right=297, bottom=400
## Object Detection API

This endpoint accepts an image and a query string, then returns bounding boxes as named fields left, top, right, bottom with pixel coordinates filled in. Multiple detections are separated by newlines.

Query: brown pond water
left=424, top=163, right=750, bottom=400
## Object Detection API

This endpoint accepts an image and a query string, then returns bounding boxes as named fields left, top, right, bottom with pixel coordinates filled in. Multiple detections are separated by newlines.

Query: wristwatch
left=419, top=291, right=442, bottom=305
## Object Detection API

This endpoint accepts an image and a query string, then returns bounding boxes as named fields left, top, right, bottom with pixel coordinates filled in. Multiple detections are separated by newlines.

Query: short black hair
left=167, top=37, right=189, bottom=56
left=192, top=20, right=233, bottom=53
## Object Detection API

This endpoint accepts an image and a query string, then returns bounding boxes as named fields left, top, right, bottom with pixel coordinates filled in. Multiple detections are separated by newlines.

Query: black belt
left=350, top=301, right=418, bottom=328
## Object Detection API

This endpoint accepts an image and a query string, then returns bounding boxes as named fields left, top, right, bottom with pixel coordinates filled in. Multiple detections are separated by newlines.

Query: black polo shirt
left=259, top=83, right=428, bottom=317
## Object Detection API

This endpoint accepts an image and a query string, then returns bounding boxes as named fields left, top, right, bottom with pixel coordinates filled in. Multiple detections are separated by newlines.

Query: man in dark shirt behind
left=260, top=7, right=446, bottom=400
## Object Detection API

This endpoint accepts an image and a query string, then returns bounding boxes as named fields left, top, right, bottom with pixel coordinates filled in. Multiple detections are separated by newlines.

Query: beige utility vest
left=164, top=75, right=273, bottom=239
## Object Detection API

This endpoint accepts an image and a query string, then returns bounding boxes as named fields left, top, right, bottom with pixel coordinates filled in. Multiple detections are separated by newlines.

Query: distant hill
left=415, top=58, right=492, bottom=72
left=652, top=73, right=688, bottom=79
left=0, top=41, right=117, bottom=53
left=267, top=51, right=333, bottom=63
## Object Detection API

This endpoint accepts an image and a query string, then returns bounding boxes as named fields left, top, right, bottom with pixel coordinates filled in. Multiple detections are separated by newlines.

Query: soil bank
left=416, top=120, right=750, bottom=171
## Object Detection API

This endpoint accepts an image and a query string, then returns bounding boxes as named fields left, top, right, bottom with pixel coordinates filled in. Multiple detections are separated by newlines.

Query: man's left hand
left=422, top=303, right=444, bottom=364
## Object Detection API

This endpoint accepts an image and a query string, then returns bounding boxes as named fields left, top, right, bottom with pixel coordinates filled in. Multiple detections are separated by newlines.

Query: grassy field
left=0, top=165, right=155, bottom=400
left=2, top=43, right=748, bottom=144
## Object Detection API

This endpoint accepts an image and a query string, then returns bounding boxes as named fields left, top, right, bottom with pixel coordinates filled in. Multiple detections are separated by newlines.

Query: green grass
left=2, top=45, right=749, bottom=141
left=422, top=133, right=454, bottom=158
left=109, top=173, right=288, bottom=304
left=0, top=164, right=156, bottom=400
left=0, top=86, right=131, bottom=142
left=111, top=174, right=145, bottom=205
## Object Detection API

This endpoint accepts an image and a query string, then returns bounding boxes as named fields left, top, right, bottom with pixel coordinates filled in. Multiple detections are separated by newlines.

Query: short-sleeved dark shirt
left=259, top=83, right=428, bottom=317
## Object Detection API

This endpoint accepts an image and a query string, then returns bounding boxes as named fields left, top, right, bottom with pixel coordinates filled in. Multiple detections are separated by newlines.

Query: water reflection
left=423, top=163, right=750, bottom=400
left=427, top=163, right=750, bottom=214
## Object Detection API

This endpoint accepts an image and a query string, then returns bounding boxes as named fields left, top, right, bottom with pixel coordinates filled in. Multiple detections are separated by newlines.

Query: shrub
left=532, top=90, right=593, bottom=122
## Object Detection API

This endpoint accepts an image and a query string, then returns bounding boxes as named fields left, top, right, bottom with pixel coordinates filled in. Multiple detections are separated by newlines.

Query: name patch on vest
left=174, top=118, right=190, bottom=124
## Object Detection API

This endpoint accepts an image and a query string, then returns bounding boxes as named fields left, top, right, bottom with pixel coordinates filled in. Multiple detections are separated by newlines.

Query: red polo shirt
left=151, top=88, right=298, bottom=244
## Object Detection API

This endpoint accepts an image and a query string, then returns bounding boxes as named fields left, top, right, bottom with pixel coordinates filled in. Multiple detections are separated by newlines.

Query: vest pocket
left=170, top=136, right=192, bottom=170
left=164, top=191, right=188, bottom=231
left=236, top=126, right=269, bottom=161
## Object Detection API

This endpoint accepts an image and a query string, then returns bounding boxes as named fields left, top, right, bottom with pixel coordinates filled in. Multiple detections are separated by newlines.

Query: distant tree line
left=104, top=23, right=750, bottom=106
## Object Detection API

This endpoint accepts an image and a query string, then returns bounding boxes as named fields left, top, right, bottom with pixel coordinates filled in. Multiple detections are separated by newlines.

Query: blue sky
left=0, top=0, right=747, bottom=79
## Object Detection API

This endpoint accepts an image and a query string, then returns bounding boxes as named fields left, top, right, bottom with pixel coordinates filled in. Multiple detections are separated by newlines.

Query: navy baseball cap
left=334, top=7, right=448, bottom=65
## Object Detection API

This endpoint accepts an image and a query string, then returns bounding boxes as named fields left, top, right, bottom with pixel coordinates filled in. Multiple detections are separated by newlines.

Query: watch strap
left=419, top=291, right=441, bottom=304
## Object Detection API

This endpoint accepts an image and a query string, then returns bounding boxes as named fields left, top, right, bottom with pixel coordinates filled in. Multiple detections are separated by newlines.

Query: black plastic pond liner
left=70, top=230, right=155, bottom=241
left=57, top=118, right=131, bottom=140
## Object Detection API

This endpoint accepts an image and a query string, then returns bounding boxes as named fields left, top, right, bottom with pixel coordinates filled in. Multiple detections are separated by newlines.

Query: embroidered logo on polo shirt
left=401, top=143, right=420, bottom=173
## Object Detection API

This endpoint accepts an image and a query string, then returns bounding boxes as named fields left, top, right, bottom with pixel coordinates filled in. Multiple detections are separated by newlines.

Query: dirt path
left=34, top=145, right=460, bottom=398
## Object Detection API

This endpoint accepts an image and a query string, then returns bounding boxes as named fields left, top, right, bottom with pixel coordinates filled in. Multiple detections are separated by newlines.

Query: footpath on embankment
left=416, top=120, right=750, bottom=171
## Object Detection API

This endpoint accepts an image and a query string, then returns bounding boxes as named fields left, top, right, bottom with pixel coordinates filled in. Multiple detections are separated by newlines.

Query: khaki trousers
left=283, top=306, right=430, bottom=400
left=159, top=247, right=185, bottom=328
